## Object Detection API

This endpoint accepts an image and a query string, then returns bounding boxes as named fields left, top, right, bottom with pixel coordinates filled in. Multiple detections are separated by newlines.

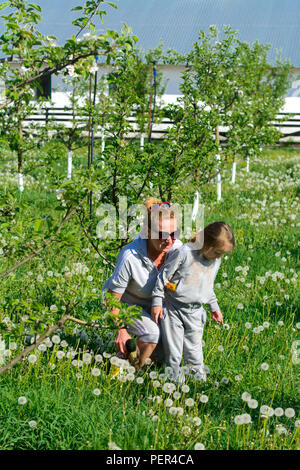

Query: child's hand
left=211, top=310, right=224, bottom=325
left=151, top=306, right=163, bottom=324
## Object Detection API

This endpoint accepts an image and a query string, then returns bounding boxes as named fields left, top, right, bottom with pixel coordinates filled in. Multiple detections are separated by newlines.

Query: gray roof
left=2, top=0, right=300, bottom=65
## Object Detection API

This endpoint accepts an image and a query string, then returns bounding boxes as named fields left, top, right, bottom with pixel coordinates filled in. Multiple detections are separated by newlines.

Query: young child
left=151, top=221, right=235, bottom=382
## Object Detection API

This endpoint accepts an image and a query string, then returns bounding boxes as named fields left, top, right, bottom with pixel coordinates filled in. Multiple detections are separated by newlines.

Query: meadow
left=0, top=145, right=299, bottom=450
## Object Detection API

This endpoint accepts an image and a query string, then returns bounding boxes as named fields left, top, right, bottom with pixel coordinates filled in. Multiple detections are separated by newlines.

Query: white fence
left=23, top=108, right=300, bottom=143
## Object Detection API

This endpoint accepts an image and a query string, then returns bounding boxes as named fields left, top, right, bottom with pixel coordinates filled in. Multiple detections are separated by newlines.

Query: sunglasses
left=150, top=202, right=171, bottom=210
left=151, top=228, right=181, bottom=240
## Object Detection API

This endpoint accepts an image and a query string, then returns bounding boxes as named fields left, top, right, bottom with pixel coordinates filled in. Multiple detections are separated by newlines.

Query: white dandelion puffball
left=165, top=398, right=173, bottom=407
left=153, top=380, right=161, bottom=388
left=95, top=354, right=103, bottom=363
left=182, top=426, right=191, bottom=436
left=237, top=303, right=244, bottom=310
left=173, top=391, right=181, bottom=400
left=28, top=420, right=37, bottom=428
left=274, top=407, right=284, bottom=417
left=234, top=415, right=244, bottom=425
left=241, top=413, right=252, bottom=424
left=217, top=345, right=224, bottom=352
left=82, top=353, right=92, bottom=364
left=66, top=351, right=76, bottom=360
left=152, top=415, right=159, bottom=422
left=153, top=396, right=162, bottom=404
left=28, top=354, right=37, bottom=364
left=285, top=408, right=295, bottom=418
left=9, top=342, right=17, bottom=351
left=241, top=392, right=251, bottom=402
left=144, top=358, right=152, bottom=365
left=276, top=425, right=287, bottom=435
left=192, top=417, right=202, bottom=426
left=18, top=396, right=27, bottom=405
left=181, top=384, right=190, bottom=393
left=261, top=362, right=269, bottom=371
left=169, top=407, right=177, bottom=416
left=51, top=335, right=60, bottom=344
left=103, top=351, right=112, bottom=358
left=221, top=377, right=229, bottom=384
left=136, top=377, right=144, bottom=384
left=177, top=407, right=184, bottom=416
left=93, top=388, right=101, bottom=396
left=50, top=305, right=58, bottom=312
left=56, top=351, right=65, bottom=360
left=245, top=322, right=252, bottom=329
left=91, top=368, right=100, bottom=377
left=185, top=398, right=195, bottom=407
left=126, top=373, right=135, bottom=381
left=110, top=356, right=118, bottom=366
left=163, top=382, right=176, bottom=394
left=194, top=443, right=205, bottom=450
left=200, top=394, right=209, bottom=403
left=247, top=399, right=258, bottom=409
left=149, top=371, right=157, bottom=379
left=108, top=441, right=121, bottom=450
left=260, top=405, right=274, bottom=417
left=60, top=340, right=68, bottom=348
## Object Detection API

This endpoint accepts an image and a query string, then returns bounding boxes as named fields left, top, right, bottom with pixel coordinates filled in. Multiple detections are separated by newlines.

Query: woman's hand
left=107, top=289, right=132, bottom=355
left=115, top=329, right=132, bottom=355
left=151, top=306, right=163, bottom=324
left=211, top=310, right=224, bottom=325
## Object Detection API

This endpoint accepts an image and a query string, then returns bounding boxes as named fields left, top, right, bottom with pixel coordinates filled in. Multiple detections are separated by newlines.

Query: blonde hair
left=142, top=196, right=177, bottom=232
left=190, top=221, right=235, bottom=251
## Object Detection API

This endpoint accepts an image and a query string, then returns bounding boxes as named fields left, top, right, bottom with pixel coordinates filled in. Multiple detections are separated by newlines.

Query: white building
left=1, top=0, right=300, bottom=140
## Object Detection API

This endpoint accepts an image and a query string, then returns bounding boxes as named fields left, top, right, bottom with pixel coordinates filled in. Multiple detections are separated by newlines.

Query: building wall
left=51, top=65, right=300, bottom=110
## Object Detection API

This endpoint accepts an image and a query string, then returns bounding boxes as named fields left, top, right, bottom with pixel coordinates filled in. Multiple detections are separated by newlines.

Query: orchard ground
left=0, top=145, right=299, bottom=450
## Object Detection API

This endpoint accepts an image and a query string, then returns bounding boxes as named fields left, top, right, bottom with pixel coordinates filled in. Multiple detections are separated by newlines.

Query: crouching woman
left=102, top=197, right=182, bottom=368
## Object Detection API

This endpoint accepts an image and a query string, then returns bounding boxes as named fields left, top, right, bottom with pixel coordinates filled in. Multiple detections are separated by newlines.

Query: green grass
left=0, top=145, right=299, bottom=450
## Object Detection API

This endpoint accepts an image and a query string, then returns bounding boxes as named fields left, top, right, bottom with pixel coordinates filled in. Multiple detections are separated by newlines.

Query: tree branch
left=0, top=312, right=114, bottom=376
left=0, top=194, right=88, bottom=279
left=75, top=209, right=116, bottom=268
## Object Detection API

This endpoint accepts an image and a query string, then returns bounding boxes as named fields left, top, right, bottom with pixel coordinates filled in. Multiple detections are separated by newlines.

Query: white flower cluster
left=234, top=413, right=252, bottom=425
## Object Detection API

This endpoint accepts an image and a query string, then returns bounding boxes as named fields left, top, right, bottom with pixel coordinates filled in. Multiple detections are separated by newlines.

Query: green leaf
left=105, top=1, right=118, bottom=9
left=0, top=2, right=10, bottom=11
left=29, top=3, right=42, bottom=12
left=34, top=219, right=43, bottom=232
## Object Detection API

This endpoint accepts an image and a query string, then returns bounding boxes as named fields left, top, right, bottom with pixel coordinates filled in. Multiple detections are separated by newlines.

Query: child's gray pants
left=160, top=302, right=207, bottom=381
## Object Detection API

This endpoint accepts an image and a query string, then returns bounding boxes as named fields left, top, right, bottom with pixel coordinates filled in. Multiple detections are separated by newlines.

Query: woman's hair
left=190, top=221, right=235, bottom=251
left=142, top=196, right=177, bottom=232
